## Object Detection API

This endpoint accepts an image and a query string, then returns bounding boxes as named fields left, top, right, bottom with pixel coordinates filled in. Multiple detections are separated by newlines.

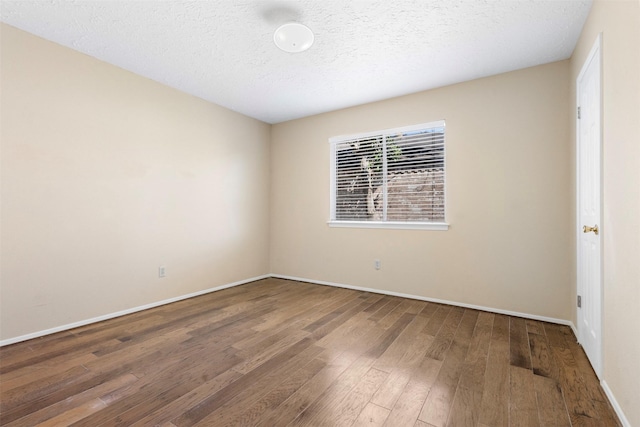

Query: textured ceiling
left=0, top=0, right=592, bottom=124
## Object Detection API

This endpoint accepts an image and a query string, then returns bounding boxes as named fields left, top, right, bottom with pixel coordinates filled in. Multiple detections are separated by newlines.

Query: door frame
left=576, top=33, right=603, bottom=378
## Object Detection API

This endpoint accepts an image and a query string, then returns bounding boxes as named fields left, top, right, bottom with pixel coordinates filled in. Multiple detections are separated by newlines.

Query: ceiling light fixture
left=273, top=22, right=314, bottom=53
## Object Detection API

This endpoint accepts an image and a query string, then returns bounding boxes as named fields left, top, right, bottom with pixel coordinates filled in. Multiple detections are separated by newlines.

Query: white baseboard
left=0, top=272, right=578, bottom=345
left=601, top=380, right=631, bottom=427
left=270, top=274, right=577, bottom=329
left=0, top=274, right=270, bottom=347
left=569, top=322, right=578, bottom=340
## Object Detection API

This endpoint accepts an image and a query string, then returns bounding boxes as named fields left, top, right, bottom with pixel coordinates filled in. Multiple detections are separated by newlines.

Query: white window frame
left=328, top=120, right=448, bottom=230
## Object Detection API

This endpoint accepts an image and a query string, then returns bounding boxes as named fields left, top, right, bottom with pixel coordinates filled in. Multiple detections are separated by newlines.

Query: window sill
left=327, top=221, right=449, bottom=230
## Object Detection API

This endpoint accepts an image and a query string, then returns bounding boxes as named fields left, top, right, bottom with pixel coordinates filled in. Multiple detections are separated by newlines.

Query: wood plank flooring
left=0, top=278, right=620, bottom=426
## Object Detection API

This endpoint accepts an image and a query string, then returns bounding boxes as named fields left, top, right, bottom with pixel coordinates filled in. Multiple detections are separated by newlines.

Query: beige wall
left=0, top=24, right=271, bottom=341
left=570, top=1, right=640, bottom=425
left=270, top=61, right=573, bottom=321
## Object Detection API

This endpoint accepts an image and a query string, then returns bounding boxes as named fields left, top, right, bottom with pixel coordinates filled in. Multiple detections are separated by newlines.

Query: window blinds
left=331, top=121, right=445, bottom=223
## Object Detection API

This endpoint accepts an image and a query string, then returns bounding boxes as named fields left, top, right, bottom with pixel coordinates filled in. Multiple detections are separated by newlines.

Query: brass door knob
left=583, top=224, right=599, bottom=235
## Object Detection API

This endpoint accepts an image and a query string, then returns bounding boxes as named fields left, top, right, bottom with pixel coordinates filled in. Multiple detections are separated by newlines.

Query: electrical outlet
left=158, top=266, right=166, bottom=278
left=374, top=259, right=381, bottom=270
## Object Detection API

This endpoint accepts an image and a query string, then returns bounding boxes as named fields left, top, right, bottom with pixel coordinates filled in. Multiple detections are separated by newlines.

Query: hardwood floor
left=0, top=278, right=620, bottom=426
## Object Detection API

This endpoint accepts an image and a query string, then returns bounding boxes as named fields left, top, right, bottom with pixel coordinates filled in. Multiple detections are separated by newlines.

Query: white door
left=577, top=35, right=602, bottom=377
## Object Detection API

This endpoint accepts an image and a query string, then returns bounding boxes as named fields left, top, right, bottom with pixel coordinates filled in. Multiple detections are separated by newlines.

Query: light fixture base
left=274, top=22, right=314, bottom=53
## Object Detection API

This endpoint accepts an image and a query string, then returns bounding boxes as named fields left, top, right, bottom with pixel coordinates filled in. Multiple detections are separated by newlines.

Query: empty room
left=1, top=1, right=638, bottom=426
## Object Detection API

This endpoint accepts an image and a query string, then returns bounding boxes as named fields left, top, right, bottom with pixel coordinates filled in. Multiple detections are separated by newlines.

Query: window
left=329, top=120, right=447, bottom=230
